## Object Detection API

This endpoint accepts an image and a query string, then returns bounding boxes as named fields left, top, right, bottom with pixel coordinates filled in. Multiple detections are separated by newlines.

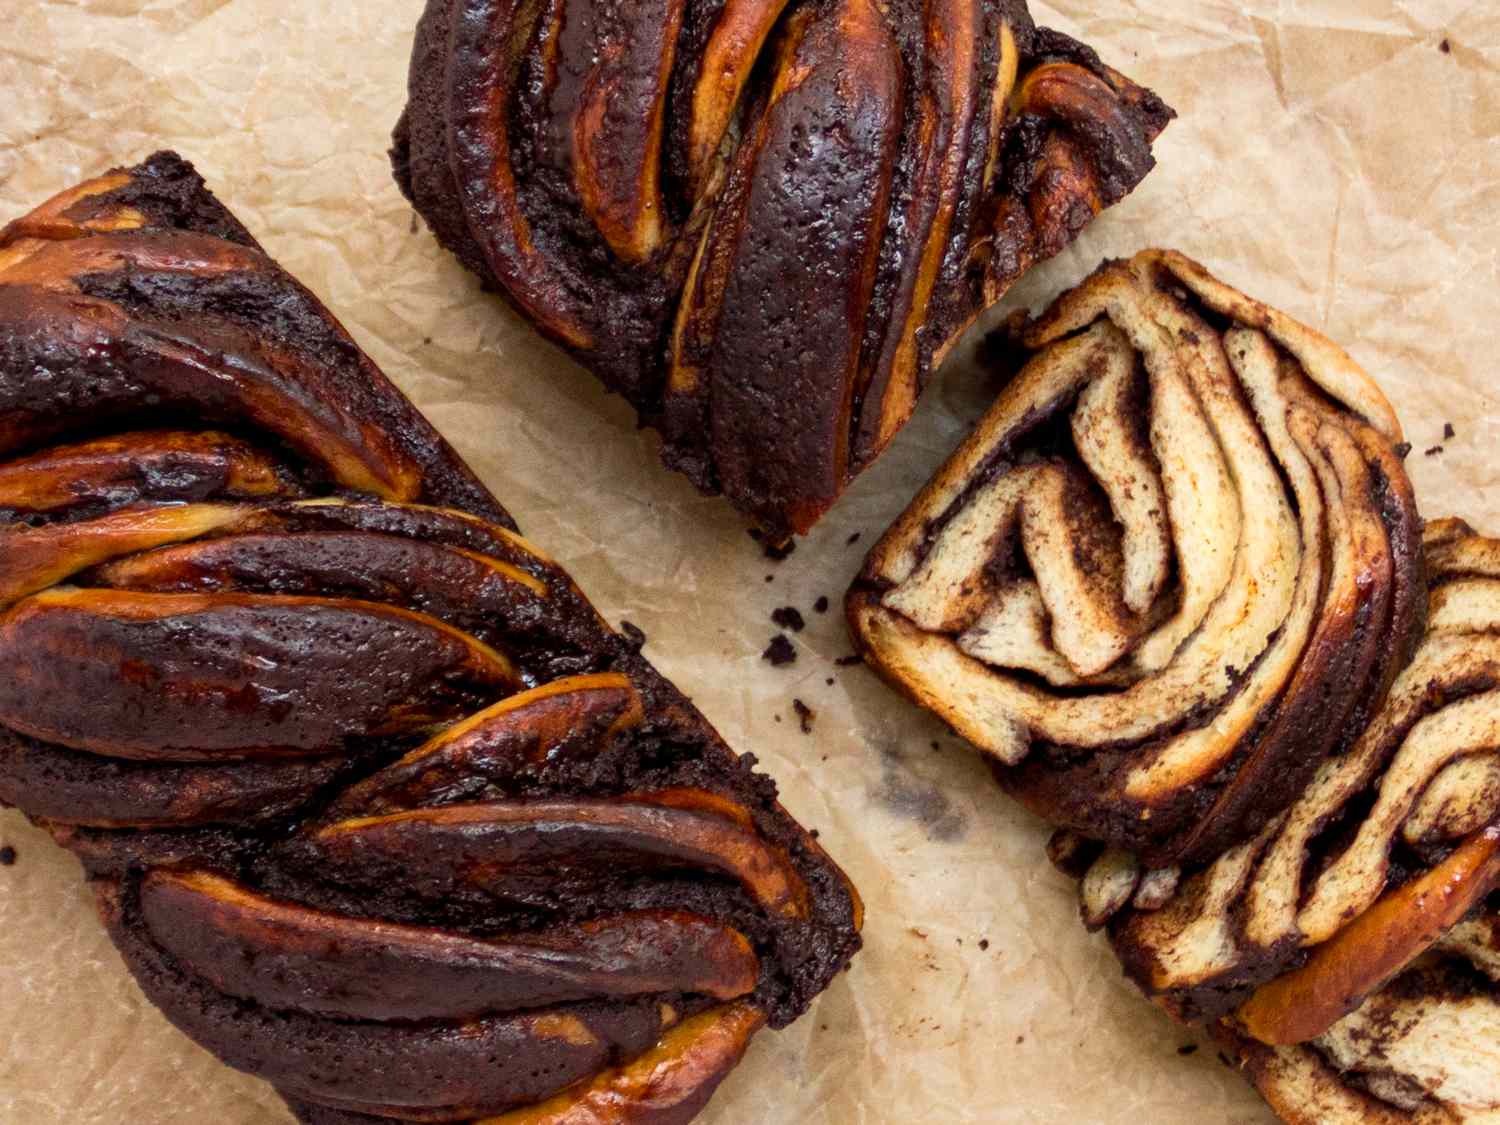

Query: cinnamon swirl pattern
left=848, top=250, right=1423, bottom=867
left=393, top=0, right=1171, bottom=540
left=0, top=154, right=862, bottom=1125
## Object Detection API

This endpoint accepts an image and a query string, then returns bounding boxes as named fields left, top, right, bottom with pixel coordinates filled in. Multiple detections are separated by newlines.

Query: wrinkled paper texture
left=2, top=1, right=1498, bottom=1121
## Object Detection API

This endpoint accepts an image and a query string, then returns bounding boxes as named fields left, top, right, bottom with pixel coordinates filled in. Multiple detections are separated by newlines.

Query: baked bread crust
left=393, top=0, right=1172, bottom=539
left=0, top=153, right=862, bottom=1125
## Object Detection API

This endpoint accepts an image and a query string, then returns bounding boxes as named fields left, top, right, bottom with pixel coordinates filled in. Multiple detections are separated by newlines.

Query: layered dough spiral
left=393, top=0, right=1171, bottom=539
left=1085, top=520, right=1500, bottom=1122
left=848, top=250, right=1423, bottom=866
left=0, top=154, right=862, bottom=1125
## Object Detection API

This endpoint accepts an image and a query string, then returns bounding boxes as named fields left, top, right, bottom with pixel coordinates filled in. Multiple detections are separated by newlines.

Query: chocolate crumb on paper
left=772, top=606, right=806, bottom=632
left=1425, top=445, right=1444, bottom=456
left=762, top=635, right=797, bottom=666
left=836, top=653, right=864, bottom=667
left=1445, top=421, right=1457, bottom=438
left=0, top=845, right=16, bottom=866
left=793, top=698, right=815, bottom=733
left=814, top=595, right=830, bottom=613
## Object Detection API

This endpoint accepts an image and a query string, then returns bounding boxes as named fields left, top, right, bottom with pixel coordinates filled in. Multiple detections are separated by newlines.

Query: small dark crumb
left=1395, top=441, right=1413, bottom=458
left=1441, top=37, right=1452, bottom=53
left=930, top=740, right=940, bottom=751
left=1425, top=445, right=1444, bottom=457
left=825, top=676, right=835, bottom=686
left=835, top=653, right=864, bottom=666
left=764, top=574, right=774, bottom=583
left=422, top=336, right=433, bottom=345
left=810, top=829, right=819, bottom=839
left=618, top=621, right=646, bottom=651
left=762, top=635, right=797, bottom=666
left=978, top=939, right=990, bottom=951
left=793, top=698, right=815, bottom=733
left=763, top=539, right=796, bottom=561
left=1177, top=1044, right=1199, bottom=1057
left=1217, top=1052, right=1233, bottom=1069
left=813, top=595, right=830, bottom=614
left=774, top=713, right=782, bottom=723
left=748, top=528, right=764, bottom=542
left=0, top=846, right=15, bottom=866
left=846, top=531, right=862, bottom=546
left=1444, top=421, right=1456, bottom=439
left=772, top=606, right=806, bottom=632
left=1015, top=1035, right=1025, bottom=1045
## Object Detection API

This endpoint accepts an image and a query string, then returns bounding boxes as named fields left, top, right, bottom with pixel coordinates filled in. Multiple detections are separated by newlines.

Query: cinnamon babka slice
left=848, top=249, right=1424, bottom=867
left=0, top=153, right=862, bottom=1125
left=393, top=0, right=1172, bottom=540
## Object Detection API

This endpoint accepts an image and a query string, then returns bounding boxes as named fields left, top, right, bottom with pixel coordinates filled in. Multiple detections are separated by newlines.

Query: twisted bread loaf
left=849, top=251, right=1500, bottom=1121
left=0, top=153, right=862, bottom=1125
left=848, top=250, right=1424, bottom=867
left=393, top=0, right=1172, bottom=540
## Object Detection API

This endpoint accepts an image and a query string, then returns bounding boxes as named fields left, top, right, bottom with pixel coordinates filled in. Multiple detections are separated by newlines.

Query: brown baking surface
left=2, top=1, right=1498, bottom=1121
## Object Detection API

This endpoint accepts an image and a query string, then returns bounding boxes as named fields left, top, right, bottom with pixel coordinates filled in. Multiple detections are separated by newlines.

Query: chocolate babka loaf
left=0, top=153, right=862, bottom=1125
left=846, top=251, right=1500, bottom=1121
left=393, top=0, right=1172, bottom=540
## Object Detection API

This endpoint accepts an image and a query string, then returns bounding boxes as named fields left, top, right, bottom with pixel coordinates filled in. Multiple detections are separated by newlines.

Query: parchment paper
left=2, top=1, right=1498, bottom=1121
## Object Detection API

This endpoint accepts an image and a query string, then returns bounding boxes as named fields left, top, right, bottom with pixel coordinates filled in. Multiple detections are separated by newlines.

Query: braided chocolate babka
left=0, top=153, right=862, bottom=1125
left=850, top=251, right=1500, bottom=1120
left=393, top=0, right=1172, bottom=540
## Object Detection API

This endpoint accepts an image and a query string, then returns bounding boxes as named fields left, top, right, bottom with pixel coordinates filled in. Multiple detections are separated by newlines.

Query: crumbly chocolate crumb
left=835, top=653, right=864, bottom=666
left=825, top=677, right=835, bottom=686
left=772, top=606, right=806, bottom=632
left=764, top=574, right=774, bottom=583
left=930, top=740, right=940, bottom=751
left=0, top=846, right=15, bottom=866
left=1394, top=441, right=1412, bottom=458
left=813, top=595, right=830, bottom=614
left=1425, top=445, right=1444, bottom=457
left=792, top=698, right=815, bottom=733
left=1444, top=421, right=1456, bottom=439
left=846, top=531, right=862, bottom=545
left=762, top=635, right=797, bottom=666
left=619, top=621, right=647, bottom=651
left=978, top=939, right=990, bottom=951
left=1177, top=1044, right=1198, bottom=1056
left=1441, top=38, right=1453, bottom=53
left=763, top=539, right=796, bottom=561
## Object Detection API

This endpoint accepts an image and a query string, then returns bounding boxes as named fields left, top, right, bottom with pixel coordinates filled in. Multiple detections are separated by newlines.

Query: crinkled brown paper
left=2, top=1, right=1498, bottom=1121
